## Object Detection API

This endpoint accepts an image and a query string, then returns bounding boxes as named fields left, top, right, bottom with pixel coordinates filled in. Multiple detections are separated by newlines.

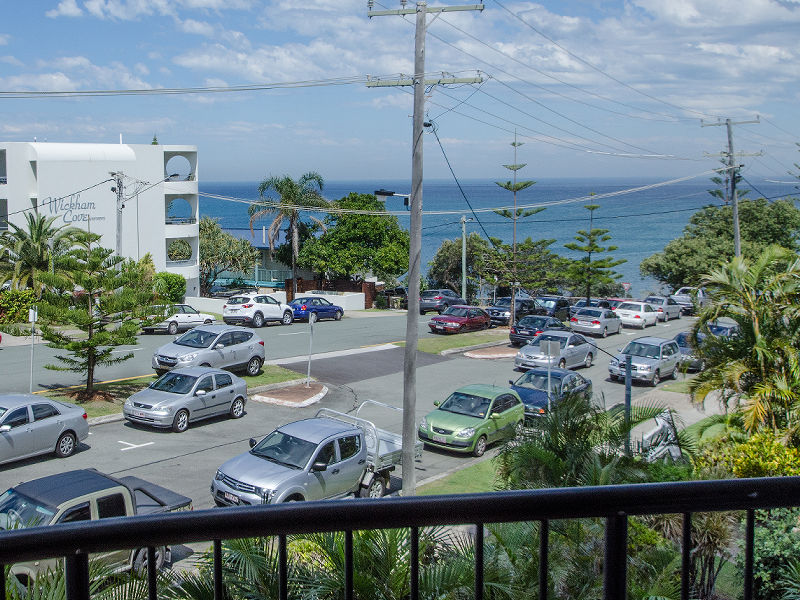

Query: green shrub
left=732, top=433, right=800, bottom=478
left=154, top=272, right=187, bottom=303
left=374, top=294, right=388, bottom=309
left=740, top=508, right=800, bottom=600
left=0, top=289, right=37, bottom=324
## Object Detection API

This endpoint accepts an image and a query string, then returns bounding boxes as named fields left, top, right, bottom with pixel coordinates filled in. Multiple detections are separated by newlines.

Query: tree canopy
left=640, top=198, right=800, bottom=289
left=299, top=193, right=409, bottom=282
left=426, top=232, right=491, bottom=300
left=198, top=217, right=259, bottom=294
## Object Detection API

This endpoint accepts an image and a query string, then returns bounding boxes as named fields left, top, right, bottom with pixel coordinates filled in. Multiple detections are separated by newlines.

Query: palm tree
left=689, top=245, right=800, bottom=432
left=248, top=172, right=328, bottom=297
left=0, top=212, right=82, bottom=297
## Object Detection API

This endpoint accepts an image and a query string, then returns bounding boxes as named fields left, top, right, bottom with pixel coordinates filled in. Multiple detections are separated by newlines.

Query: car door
left=211, top=372, right=237, bottom=417
left=181, top=305, right=204, bottom=328
left=334, top=435, right=366, bottom=495
left=667, top=297, right=680, bottom=318
left=233, top=331, right=257, bottom=366
left=211, top=332, right=239, bottom=369
left=484, top=396, right=506, bottom=443
left=189, top=374, right=215, bottom=420
left=605, top=310, right=621, bottom=333
left=261, top=296, right=283, bottom=321
left=566, top=335, right=585, bottom=367
left=644, top=305, right=657, bottom=325
left=30, top=402, right=65, bottom=454
left=305, top=440, right=340, bottom=499
left=662, top=342, right=680, bottom=374
left=0, top=406, right=34, bottom=462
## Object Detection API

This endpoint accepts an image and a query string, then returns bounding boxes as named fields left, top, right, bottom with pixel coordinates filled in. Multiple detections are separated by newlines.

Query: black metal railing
left=2, top=477, right=799, bottom=600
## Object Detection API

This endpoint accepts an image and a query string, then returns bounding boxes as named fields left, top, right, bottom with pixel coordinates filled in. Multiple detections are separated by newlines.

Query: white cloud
left=632, top=0, right=800, bottom=27
left=45, top=0, right=84, bottom=18
left=0, top=56, right=24, bottom=67
left=0, top=34, right=9, bottom=45
left=179, top=18, right=215, bottom=36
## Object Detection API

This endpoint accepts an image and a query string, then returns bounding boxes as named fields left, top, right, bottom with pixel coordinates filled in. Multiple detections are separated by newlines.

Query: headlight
left=254, top=487, right=274, bottom=503
left=638, top=364, right=651, bottom=372
left=151, top=407, right=170, bottom=416
left=215, top=470, right=224, bottom=481
left=179, top=353, right=198, bottom=362
left=454, top=427, right=475, bottom=439
left=502, top=311, right=510, bottom=317
left=419, top=417, right=428, bottom=430
left=444, top=322, right=459, bottom=328
left=609, top=359, right=618, bottom=367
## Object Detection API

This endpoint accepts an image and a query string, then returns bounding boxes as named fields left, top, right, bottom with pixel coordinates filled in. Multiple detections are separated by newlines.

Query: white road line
left=118, top=440, right=155, bottom=451
left=277, top=332, right=305, bottom=336
left=112, top=346, right=143, bottom=353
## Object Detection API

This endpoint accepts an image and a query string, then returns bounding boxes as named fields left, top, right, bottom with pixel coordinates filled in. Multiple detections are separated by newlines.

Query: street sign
left=541, top=340, right=560, bottom=357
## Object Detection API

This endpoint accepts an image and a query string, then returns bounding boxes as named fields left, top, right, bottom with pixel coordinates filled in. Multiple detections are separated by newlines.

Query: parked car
left=486, top=296, right=545, bottom=326
left=608, top=336, right=681, bottom=386
left=615, top=301, right=659, bottom=328
left=509, top=368, right=592, bottom=421
left=152, top=324, right=265, bottom=376
left=535, top=296, right=572, bottom=321
left=289, top=296, right=344, bottom=322
left=428, top=305, right=490, bottom=334
left=643, top=295, right=682, bottom=321
left=670, top=286, right=708, bottom=315
left=514, top=330, right=594, bottom=371
left=509, top=315, right=569, bottom=346
left=568, top=298, right=611, bottom=318
left=0, top=394, right=88, bottom=465
left=223, top=293, right=294, bottom=327
left=124, top=366, right=249, bottom=433
left=142, top=304, right=215, bottom=335
left=417, top=384, right=524, bottom=457
left=706, top=319, right=740, bottom=337
left=378, top=286, right=408, bottom=309
left=419, top=289, right=467, bottom=315
left=570, top=307, right=622, bottom=337
left=673, top=331, right=706, bottom=372
left=605, top=298, right=628, bottom=310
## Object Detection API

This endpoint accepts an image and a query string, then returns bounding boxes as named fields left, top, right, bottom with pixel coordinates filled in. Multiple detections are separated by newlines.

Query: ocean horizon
left=197, top=177, right=799, bottom=298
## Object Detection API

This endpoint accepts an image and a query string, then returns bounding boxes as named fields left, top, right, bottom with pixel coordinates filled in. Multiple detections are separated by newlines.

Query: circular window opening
left=167, top=239, right=192, bottom=262
left=166, top=197, right=193, bottom=223
left=166, top=155, right=192, bottom=181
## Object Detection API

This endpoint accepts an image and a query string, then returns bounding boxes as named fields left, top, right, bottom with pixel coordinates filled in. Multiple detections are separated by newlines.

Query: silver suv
left=152, top=324, right=265, bottom=376
left=608, top=336, right=680, bottom=386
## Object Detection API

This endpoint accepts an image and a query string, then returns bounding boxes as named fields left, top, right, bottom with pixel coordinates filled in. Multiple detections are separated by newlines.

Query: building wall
left=0, top=142, right=200, bottom=296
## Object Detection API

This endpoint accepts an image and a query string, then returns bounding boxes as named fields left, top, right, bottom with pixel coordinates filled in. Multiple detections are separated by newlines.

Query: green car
left=418, top=384, right=525, bottom=457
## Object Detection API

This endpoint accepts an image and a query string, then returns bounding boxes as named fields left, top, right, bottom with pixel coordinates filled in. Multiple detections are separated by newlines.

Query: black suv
left=536, top=296, right=571, bottom=322
left=486, top=297, right=546, bottom=326
left=419, top=289, right=467, bottom=314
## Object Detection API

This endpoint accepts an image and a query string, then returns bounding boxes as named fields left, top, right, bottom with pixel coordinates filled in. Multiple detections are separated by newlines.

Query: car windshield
left=438, top=392, right=492, bottom=418
left=708, top=324, right=736, bottom=336
left=290, top=298, right=311, bottom=306
left=493, top=298, right=511, bottom=307
left=226, top=296, right=252, bottom=305
left=514, top=372, right=561, bottom=393
left=518, top=316, right=548, bottom=328
left=622, top=342, right=660, bottom=358
left=150, top=372, right=199, bottom=394
left=174, top=329, right=219, bottom=348
left=537, top=299, right=557, bottom=309
left=421, top=291, right=442, bottom=298
left=577, top=309, right=602, bottom=317
left=618, top=302, right=642, bottom=311
left=250, top=430, right=317, bottom=470
left=0, top=489, right=55, bottom=530
left=531, top=334, right=567, bottom=348
left=442, top=307, right=468, bottom=317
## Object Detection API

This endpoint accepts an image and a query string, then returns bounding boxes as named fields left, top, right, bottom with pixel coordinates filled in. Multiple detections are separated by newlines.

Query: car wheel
left=558, top=359, right=566, bottom=369
left=252, top=312, right=265, bottom=328
left=282, top=311, right=293, bottom=325
left=584, top=353, right=593, bottom=368
left=601, top=327, right=608, bottom=338
left=359, top=476, right=385, bottom=498
left=55, top=432, right=76, bottom=458
left=230, top=397, right=245, bottom=419
left=172, top=409, right=190, bottom=433
left=472, top=435, right=487, bottom=457
left=167, top=321, right=179, bottom=335
left=132, top=547, right=166, bottom=576
left=670, top=366, right=678, bottom=380
left=246, top=357, right=262, bottom=376
left=651, top=371, right=660, bottom=387
left=609, top=374, right=619, bottom=382
left=334, top=310, right=343, bottom=321
left=438, top=304, right=449, bottom=314
left=204, top=319, right=213, bottom=324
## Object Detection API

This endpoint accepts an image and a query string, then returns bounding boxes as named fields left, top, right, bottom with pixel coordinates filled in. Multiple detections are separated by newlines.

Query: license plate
left=229, top=308, right=239, bottom=313
left=223, top=492, right=240, bottom=504
left=133, top=410, right=147, bottom=418
left=518, top=329, right=530, bottom=335
left=435, top=325, right=445, bottom=330
left=433, top=434, right=446, bottom=443
left=579, top=321, right=590, bottom=326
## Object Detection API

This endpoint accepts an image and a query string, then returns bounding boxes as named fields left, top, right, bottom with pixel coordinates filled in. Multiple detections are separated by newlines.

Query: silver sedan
left=124, top=366, right=249, bottom=432
left=0, top=395, right=89, bottom=465
left=643, top=296, right=682, bottom=321
left=514, top=331, right=595, bottom=371
left=570, top=308, right=622, bottom=337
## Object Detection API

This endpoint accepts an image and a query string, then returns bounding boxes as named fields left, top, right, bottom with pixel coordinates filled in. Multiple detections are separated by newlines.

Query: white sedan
left=615, top=301, right=659, bottom=329
left=142, top=304, right=215, bottom=335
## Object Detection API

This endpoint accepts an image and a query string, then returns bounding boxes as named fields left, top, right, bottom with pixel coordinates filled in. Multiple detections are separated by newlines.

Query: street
left=0, top=312, right=698, bottom=513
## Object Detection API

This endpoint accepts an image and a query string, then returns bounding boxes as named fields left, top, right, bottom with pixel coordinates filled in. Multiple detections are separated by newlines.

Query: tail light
left=538, top=408, right=545, bottom=414
left=434, top=295, right=443, bottom=299
left=535, top=329, right=543, bottom=335
left=242, top=304, right=253, bottom=309
left=301, top=304, right=308, bottom=310
left=657, top=308, right=664, bottom=312
left=570, top=317, right=577, bottom=322
left=634, top=314, right=641, bottom=319
left=82, top=412, right=88, bottom=420
left=510, top=327, right=517, bottom=334
left=591, top=320, right=601, bottom=325
left=223, top=304, right=227, bottom=309
left=258, top=341, right=264, bottom=346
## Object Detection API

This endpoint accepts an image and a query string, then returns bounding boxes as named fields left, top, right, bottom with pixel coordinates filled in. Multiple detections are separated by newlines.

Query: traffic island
left=251, top=382, right=328, bottom=407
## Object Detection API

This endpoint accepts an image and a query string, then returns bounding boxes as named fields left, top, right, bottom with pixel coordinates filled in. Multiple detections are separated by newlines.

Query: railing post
left=147, top=546, right=157, bottom=600
left=214, top=539, right=223, bottom=600
left=539, top=519, right=549, bottom=600
left=681, top=513, right=691, bottom=600
left=279, top=534, right=288, bottom=600
left=410, top=527, right=419, bottom=600
left=345, top=530, right=353, bottom=600
left=603, top=514, right=628, bottom=600
left=65, top=552, right=90, bottom=600
left=475, top=523, right=484, bottom=600
left=744, top=509, right=755, bottom=600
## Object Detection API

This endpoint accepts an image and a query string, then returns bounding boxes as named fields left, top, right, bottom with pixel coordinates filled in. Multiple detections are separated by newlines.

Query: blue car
left=509, top=367, right=592, bottom=421
left=289, top=296, right=344, bottom=322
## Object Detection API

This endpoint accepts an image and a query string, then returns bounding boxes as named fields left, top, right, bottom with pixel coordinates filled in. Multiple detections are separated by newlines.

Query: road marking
left=277, top=331, right=305, bottom=336
left=119, top=441, right=155, bottom=451
left=112, top=346, right=142, bottom=353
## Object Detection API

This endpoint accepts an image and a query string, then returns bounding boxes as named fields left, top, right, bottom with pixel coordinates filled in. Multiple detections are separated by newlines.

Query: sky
left=1, top=0, right=799, bottom=183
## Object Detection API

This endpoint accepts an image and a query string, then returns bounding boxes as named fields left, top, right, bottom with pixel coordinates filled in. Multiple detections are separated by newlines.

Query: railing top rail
left=1, top=477, right=799, bottom=564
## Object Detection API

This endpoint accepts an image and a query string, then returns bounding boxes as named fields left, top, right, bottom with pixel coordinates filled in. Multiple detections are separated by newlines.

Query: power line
left=3, top=178, right=114, bottom=220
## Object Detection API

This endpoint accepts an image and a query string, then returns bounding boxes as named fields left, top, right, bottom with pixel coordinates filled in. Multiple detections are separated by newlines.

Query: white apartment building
left=0, top=142, right=200, bottom=296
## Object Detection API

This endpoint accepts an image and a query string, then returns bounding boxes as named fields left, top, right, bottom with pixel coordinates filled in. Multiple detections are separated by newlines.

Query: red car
left=428, top=305, right=491, bottom=334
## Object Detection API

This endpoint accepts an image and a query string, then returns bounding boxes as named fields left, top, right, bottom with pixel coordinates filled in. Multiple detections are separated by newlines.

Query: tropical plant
left=0, top=212, right=82, bottom=297
left=743, top=508, right=800, bottom=600
left=248, top=172, right=329, bottom=296
left=427, top=232, right=491, bottom=301
left=198, top=217, right=258, bottom=296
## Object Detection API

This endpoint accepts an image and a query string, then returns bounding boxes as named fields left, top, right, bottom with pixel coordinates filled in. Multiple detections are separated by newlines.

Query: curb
left=252, top=385, right=329, bottom=407
left=440, top=339, right=511, bottom=356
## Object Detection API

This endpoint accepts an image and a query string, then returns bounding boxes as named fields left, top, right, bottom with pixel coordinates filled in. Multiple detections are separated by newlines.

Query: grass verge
left=418, top=456, right=500, bottom=495
left=396, top=328, right=510, bottom=354
left=41, top=365, right=304, bottom=420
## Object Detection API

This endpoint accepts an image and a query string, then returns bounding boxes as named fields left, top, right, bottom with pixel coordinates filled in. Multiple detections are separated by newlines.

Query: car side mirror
left=311, top=461, right=328, bottom=472
left=249, top=438, right=258, bottom=448
left=433, top=400, right=440, bottom=407
left=490, top=413, right=500, bottom=420
left=215, top=343, right=225, bottom=349
left=508, top=380, right=514, bottom=385
left=0, top=424, right=10, bottom=433
left=195, top=389, right=206, bottom=396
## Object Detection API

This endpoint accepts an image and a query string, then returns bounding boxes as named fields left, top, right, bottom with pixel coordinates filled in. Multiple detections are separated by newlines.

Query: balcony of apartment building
left=163, top=148, right=198, bottom=189
left=165, top=237, right=198, bottom=278
left=164, top=194, right=198, bottom=238
left=0, top=477, right=796, bottom=600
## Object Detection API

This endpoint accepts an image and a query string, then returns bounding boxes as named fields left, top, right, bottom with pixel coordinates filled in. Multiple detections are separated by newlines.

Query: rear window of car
left=576, top=309, right=602, bottom=317
left=618, top=302, right=642, bottom=311
left=518, top=316, right=548, bottom=327
left=227, top=296, right=253, bottom=305
left=644, top=297, right=662, bottom=303
left=421, top=291, right=440, bottom=298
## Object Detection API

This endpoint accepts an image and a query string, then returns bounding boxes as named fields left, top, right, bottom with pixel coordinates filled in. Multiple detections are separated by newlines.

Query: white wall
left=185, top=291, right=365, bottom=313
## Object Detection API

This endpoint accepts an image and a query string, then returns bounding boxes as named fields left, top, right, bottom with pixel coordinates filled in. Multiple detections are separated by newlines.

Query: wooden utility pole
left=368, top=1, right=483, bottom=497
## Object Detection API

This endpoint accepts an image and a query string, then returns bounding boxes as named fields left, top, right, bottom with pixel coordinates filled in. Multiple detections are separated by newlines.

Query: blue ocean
left=198, top=177, right=798, bottom=298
